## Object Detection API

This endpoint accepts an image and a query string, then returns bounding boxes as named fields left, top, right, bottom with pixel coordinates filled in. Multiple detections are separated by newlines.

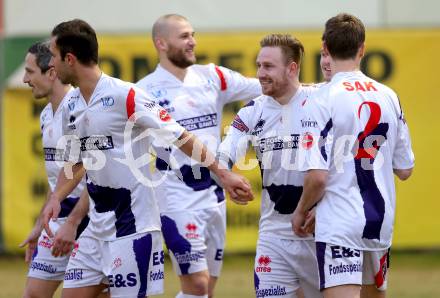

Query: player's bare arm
left=394, top=168, right=413, bottom=181
left=292, top=169, right=328, bottom=237
left=174, top=130, right=253, bottom=204
left=19, top=187, right=53, bottom=262
left=51, top=188, right=89, bottom=257
left=42, top=162, right=85, bottom=237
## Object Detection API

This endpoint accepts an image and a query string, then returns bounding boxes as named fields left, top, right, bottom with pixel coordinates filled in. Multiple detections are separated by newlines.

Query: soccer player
left=217, top=34, right=321, bottom=298
left=41, top=19, right=253, bottom=298
left=20, top=40, right=89, bottom=298
left=136, top=14, right=261, bottom=298
left=292, top=13, right=414, bottom=298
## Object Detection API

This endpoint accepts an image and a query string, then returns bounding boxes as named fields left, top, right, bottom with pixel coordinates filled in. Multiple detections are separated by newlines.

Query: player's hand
left=19, top=224, right=43, bottom=263
left=303, top=207, right=316, bottom=234
left=219, top=170, right=254, bottom=205
left=42, top=195, right=61, bottom=238
left=52, top=220, right=77, bottom=257
left=291, top=208, right=308, bottom=237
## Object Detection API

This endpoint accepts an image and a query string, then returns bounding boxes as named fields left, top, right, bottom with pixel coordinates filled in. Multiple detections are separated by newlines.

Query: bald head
left=152, top=14, right=189, bottom=40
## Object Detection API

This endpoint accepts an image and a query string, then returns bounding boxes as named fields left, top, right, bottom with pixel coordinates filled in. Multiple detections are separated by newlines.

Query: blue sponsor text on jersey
left=177, top=113, right=218, bottom=131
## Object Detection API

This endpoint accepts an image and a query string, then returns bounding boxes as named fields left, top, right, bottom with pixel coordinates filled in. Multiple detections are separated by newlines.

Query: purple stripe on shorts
left=133, top=233, right=152, bottom=298
left=316, top=242, right=326, bottom=290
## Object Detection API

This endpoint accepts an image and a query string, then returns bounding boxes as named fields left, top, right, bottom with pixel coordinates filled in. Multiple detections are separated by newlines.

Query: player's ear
left=155, top=37, right=167, bottom=51
left=358, top=43, right=365, bottom=59
left=47, top=66, right=57, bottom=80
left=65, top=53, right=76, bottom=66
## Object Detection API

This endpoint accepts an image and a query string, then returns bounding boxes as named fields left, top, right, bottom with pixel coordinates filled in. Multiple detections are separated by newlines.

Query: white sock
left=175, top=291, right=208, bottom=298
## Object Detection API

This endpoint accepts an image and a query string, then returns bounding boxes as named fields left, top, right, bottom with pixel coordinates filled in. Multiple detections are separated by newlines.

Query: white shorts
left=27, top=218, right=71, bottom=281
left=254, top=235, right=320, bottom=298
left=160, top=203, right=226, bottom=277
left=64, top=231, right=164, bottom=298
left=316, top=242, right=390, bottom=291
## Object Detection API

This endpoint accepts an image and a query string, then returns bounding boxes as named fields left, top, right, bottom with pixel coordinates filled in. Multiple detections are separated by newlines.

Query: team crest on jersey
left=301, top=132, right=314, bottom=150
left=185, top=223, right=199, bottom=239
left=158, top=108, right=171, bottom=122
left=68, top=115, right=76, bottom=130
left=256, top=255, right=271, bottom=272
left=251, top=119, right=265, bottom=136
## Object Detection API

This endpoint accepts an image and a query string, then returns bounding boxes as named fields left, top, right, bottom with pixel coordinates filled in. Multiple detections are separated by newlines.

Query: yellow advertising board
left=2, top=29, right=440, bottom=252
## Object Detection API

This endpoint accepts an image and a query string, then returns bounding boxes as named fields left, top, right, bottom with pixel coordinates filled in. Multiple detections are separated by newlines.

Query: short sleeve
left=299, top=91, right=333, bottom=171
left=217, top=100, right=256, bottom=168
left=212, top=65, right=261, bottom=105
left=125, top=86, right=185, bottom=146
left=392, top=107, right=415, bottom=169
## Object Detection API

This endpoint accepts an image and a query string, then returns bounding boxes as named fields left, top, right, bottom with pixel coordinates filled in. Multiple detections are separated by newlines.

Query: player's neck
left=48, top=81, right=71, bottom=114
left=331, top=59, right=360, bottom=75
left=274, top=80, right=300, bottom=105
left=76, top=65, right=102, bottom=103
left=159, top=60, right=188, bottom=82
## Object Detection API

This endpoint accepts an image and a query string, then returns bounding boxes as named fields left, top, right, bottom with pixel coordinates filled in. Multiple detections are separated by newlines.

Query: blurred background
left=0, top=0, right=439, bottom=297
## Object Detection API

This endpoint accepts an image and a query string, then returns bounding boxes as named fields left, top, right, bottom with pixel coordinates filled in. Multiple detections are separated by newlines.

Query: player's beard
left=260, top=76, right=289, bottom=99
left=167, top=45, right=196, bottom=69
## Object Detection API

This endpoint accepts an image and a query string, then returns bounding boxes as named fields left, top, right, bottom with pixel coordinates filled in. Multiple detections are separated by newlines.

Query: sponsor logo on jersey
left=38, top=235, right=53, bottom=249
left=174, top=251, right=204, bottom=264
left=144, top=101, right=156, bottom=110
left=255, top=285, right=287, bottom=297
left=185, top=223, right=199, bottom=239
left=251, top=119, right=265, bottom=136
left=44, top=147, right=65, bottom=161
left=64, top=269, right=84, bottom=280
left=255, top=255, right=271, bottom=272
left=68, top=101, right=75, bottom=111
left=70, top=243, right=79, bottom=258
left=301, top=132, right=314, bottom=150
left=301, top=118, right=318, bottom=128
left=113, top=257, right=122, bottom=269
left=150, top=269, right=164, bottom=281
left=80, top=136, right=114, bottom=151
left=108, top=273, right=137, bottom=288
left=330, top=246, right=361, bottom=259
left=100, top=96, right=115, bottom=107
left=328, top=262, right=362, bottom=276
left=259, top=134, right=300, bottom=153
left=150, top=88, right=167, bottom=99
left=177, top=113, right=218, bottom=131
left=30, top=261, right=57, bottom=273
left=231, top=115, right=249, bottom=132
left=158, top=108, right=171, bottom=122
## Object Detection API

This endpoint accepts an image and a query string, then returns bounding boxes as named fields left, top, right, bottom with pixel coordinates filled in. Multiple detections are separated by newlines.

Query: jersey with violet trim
left=41, top=88, right=86, bottom=218
left=62, top=73, right=185, bottom=240
left=136, top=64, right=261, bottom=212
left=299, top=71, right=414, bottom=250
left=218, top=85, right=319, bottom=240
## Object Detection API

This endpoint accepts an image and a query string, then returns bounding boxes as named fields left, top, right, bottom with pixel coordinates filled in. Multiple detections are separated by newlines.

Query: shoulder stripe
left=126, top=88, right=135, bottom=119
left=214, top=66, right=227, bottom=91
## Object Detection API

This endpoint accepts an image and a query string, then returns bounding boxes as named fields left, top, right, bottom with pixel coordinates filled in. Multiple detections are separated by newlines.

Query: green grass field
left=1, top=252, right=439, bottom=297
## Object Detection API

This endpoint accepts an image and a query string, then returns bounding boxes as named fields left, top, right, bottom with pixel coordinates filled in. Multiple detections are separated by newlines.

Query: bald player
left=136, top=14, right=261, bottom=298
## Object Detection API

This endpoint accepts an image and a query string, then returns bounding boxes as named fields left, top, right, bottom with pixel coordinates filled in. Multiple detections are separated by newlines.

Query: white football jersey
left=62, top=73, right=185, bottom=240
left=41, top=89, right=86, bottom=218
left=300, top=71, right=415, bottom=250
left=136, top=64, right=261, bottom=211
left=218, top=86, right=317, bottom=240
